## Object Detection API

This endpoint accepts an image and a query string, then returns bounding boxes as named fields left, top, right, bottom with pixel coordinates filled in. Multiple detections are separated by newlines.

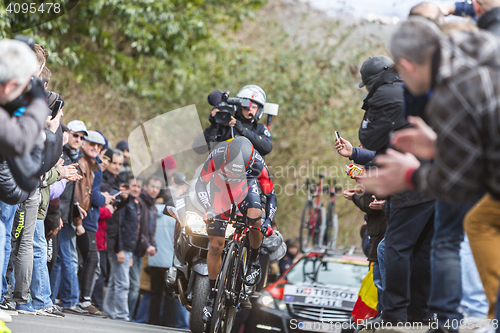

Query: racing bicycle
left=298, top=176, right=340, bottom=252
left=209, top=204, right=270, bottom=333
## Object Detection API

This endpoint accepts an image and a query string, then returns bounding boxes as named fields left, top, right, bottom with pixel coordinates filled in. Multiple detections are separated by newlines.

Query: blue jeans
left=176, top=298, right=190, bottom=329
left=461, top=235, right=488, bottom=318
left=0, top=201, right=16, bottom=302
left=430, top=196, right=482, bottom=325
left=128, top=255, right=142, bottom=320
left=134, top=291, right=150, bottom=323
left=376, top=238, right=385, bottom=290
left=31, top=219, right=53, bottom=309
left=50, top=223, right=79, bottom=307
left=104, top=251, right=133, bottom=321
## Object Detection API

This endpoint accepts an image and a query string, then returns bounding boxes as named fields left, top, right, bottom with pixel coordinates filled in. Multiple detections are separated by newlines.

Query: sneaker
left=53, top=304, right=63, bottom=312
left=36, top=305, right=65, bottom=318
left=0, top=301, right=17, bottom=316
left=79, top=303, right=107, bottom=318
left=0, top=310, right=11, bottom=323
left=63, top=304, right=89, bottom=315
left=16, top=302, right=36, bottom=315
left=202, top=293, right=215, bottom=324
left=245, top=255, right=261, bottom=286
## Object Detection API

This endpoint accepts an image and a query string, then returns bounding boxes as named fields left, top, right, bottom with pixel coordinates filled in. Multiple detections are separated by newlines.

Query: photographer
left=202, top=85, right=273, bottom=156
left=0, top=39, right=50, bottom=157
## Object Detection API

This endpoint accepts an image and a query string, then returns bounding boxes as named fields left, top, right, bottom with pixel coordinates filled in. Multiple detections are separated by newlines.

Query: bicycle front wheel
left=211, top=242, right=238, bottom=333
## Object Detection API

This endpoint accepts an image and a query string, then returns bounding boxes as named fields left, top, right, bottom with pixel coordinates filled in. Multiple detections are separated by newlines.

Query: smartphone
left=335, top=131, right=341, bottom=141
left=51, top=100, right=63, bottom=120
left=73, top=203, right=84, bottom=219
left=112, top=191, right=122, bottom=197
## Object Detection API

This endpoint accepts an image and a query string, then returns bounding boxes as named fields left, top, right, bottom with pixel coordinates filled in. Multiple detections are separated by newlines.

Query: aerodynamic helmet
left=236, top=85, right=267, bottom=121
left=222, top=137, right=255, bottom=178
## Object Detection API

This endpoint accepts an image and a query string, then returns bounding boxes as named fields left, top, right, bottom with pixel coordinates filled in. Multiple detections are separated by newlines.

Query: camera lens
left=218, top=113, right=230, bottom=123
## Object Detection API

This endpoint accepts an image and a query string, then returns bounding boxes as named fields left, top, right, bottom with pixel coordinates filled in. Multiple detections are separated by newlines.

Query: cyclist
left=195, top=137, right=277, bottom=323
left=202, top=85, right=273, bottom=157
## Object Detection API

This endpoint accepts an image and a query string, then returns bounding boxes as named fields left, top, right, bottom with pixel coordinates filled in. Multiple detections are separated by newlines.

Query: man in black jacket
left=49, top=120, right=89, bottom=315
left=103, top=172, right=139, bottom=322
left=201, top=85, right=273, bottom=157
left=339, top=56, right=435, bottom=324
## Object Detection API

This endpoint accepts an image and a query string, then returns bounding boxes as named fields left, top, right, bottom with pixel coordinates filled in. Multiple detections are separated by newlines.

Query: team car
left=246, top=252, right=369, bottom=333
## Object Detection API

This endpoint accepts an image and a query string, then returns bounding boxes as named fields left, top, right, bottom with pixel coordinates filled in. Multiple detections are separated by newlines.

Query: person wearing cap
left=74, top=130, right=113, bottom=316
left=50, top=120, right=90, bottom=315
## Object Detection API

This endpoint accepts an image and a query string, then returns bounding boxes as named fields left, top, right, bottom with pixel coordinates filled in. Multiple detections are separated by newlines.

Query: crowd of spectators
left=0, top=38, right=189, bottom=331
left=335, top=1, right=500, bottom=333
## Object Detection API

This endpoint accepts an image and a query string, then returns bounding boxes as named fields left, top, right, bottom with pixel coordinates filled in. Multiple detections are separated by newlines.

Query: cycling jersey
left=195, top=141, right=277, bottom=237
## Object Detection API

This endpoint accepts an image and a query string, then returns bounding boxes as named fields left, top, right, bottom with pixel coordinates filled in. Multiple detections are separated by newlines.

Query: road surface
left=6, top=313, right=189, bottom=333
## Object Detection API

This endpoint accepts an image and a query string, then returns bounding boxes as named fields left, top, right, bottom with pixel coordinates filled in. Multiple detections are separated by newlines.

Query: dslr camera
left=211, top=91, right=250, bottom=126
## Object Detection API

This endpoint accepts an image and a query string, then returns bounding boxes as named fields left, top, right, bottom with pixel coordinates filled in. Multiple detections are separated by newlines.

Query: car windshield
left=285, top=256, right=367, bottom=289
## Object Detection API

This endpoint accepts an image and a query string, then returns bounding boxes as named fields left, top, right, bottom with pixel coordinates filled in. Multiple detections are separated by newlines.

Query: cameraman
left=0, top=39, right=50, bottom=157
left=203, top=85, right=273, bottom=157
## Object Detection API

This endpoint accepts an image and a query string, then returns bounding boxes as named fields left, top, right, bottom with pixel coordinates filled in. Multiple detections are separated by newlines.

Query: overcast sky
left=304, top=0, right=457, bottom=20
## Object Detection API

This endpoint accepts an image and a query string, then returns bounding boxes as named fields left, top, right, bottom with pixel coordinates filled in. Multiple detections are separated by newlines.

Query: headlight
left=258, top=290, right=275, bottom=309
left=257, top=290, right=288, bottom=312
left=186, top=212, right=207, bottom=235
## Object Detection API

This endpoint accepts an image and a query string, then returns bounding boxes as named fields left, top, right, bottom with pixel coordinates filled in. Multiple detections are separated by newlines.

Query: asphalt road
left=6, top=313, right=189, bottom=333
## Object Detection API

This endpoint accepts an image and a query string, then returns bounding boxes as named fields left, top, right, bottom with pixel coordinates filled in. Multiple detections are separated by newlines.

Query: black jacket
left=54, top=144, right=82, bottom=224
left=117, top=195, right=141, bottom=253
left=478, top=7, right=500, bottom=37
left=359, top=68, right=408, bottom=153
left=358, top=69, right=434, bottom=208
left=135, top=190, right=157, bottom=257
left=352, top=192, right=387, bottom=262
left=200, top=113, right=273, bottom=156
left=101, top=170, right=127, bottom=253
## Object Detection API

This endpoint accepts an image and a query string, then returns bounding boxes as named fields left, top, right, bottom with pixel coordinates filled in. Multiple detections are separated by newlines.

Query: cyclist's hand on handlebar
left=261, top=225, right=273, bottom=237
left=335, top=137, right=353, bottom=158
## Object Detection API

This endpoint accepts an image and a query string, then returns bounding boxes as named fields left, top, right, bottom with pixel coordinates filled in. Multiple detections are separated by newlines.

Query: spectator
left=279, top=240, right=299, bottom=276
left=0, top=40, right=50, bottom=157
left=409, top=2, right=446, bottom=26
left=360, top=16, right=500, bottom=322
left=10, top=104, right=74, bottom=316
left=343, top=186, right=386, bottom=304
left=75, top=130, right=110, bottom=316
left=148, top=202, right=187, bottom=328
left=50, top=120, right=89, bottom=314
left=33, top=43, right=48, bottom=78
left=104, top=174, right=141, bottom=321
left=40, top=66, right=51, bottom=90
left=103, top=150, right=135, bottom=321
left=338, top=54, right=435, bottom=325
left=131, top=176, right=160, bottom=321
left=127, top=176, right=143, bottom=319
left=29, top=109, right=79, bottom=318
left=92, top=149, right=123, bottom=311
left=115, top=140, right=130, bottom=183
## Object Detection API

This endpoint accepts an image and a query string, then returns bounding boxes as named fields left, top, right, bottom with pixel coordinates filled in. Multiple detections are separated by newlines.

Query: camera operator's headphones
left=236, top=85, right=266, bottom=122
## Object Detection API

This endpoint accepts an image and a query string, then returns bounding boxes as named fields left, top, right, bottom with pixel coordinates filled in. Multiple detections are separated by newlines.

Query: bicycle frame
left=210, top=204, right=266, bottom=333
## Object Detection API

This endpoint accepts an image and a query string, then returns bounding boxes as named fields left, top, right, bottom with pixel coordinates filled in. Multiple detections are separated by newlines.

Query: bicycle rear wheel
left=299, top=201, right=313, bottom=252
left=325, top=201, right=338, bottom=249
left=211, top=242, right=238, bottom=333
